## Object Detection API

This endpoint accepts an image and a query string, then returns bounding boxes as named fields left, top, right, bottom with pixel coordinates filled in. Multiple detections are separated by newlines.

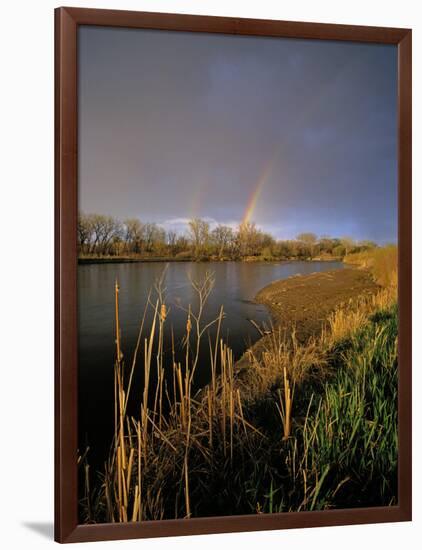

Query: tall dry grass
left=344, top=244, right=398, bottom=288
left=80, top=270, right=265, bottom=522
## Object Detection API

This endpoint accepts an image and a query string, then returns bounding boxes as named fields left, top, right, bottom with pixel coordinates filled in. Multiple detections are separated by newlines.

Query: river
left=78, top=260, right=343, bottom=466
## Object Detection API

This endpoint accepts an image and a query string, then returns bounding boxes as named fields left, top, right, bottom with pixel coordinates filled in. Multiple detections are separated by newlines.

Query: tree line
left=77, top=213, right=377, bottom=261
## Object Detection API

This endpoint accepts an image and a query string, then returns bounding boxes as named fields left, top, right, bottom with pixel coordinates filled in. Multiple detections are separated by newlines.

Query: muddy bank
left=236, top=268, right=378, bottom=370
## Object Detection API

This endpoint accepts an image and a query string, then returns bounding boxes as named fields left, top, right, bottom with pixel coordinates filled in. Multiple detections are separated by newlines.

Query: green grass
left=289, top=305, right=398, bottom=510
left=203, top=304, right=398, bottom=515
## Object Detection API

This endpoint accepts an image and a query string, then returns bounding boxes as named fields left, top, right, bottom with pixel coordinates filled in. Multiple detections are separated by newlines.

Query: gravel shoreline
left=236, top=267, right=378, bottom=371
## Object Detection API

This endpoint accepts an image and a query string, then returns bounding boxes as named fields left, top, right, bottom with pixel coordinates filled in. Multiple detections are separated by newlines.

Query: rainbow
left=240, top=64, right=346, bottom=227
left=189, top=177, right=208, bottom=219
left=242, top=157, right=276, bottom=225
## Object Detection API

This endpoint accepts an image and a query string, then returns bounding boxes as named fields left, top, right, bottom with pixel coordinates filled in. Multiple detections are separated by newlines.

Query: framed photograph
left=55, top=7, right=412, bottom=543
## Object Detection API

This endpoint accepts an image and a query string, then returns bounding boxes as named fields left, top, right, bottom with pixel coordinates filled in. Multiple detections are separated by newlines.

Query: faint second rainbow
left=189, top=176, right=208, bottom=219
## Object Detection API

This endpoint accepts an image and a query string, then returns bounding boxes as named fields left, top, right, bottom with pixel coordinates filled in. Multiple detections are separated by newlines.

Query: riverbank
left=235, top=267, right=379, bottom=382
left=78, top=255, right=342, bottom=265
left=256, top=267, right=378, bottom=341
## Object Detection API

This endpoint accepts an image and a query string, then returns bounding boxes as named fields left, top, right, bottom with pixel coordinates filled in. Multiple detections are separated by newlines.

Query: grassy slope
left=177, top=301, right=398, bottom=517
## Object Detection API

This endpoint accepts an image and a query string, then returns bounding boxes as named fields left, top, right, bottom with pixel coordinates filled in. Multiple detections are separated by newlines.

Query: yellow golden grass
left=81, top=246, right=397, bottom=522
left=344, top=244, right=398, bottom=288
left=275, top=367, right=294, bottom=440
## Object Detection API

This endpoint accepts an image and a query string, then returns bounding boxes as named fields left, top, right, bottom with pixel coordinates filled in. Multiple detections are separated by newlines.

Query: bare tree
left=143, top=223, right=158, bottom=253
left=188, top=218, right=210, bottom=259
left=238, top=222, right=262, bottom=257
left=296, top=232, right=317, bottom=245
left=124, top=218, right=145, bottom=255
left=90, top=214, right=122, bottom=255
left=77, top=213, right=94, bottom=255
left=167, top=231, right=177, bottom=256
left=175, top=235, right=189, bottom=255
left=296, top=232, right=318, bottom=258
left=340, top=236, right=356, bottom=256
left=318, top=235, right=336, bottom=255
left=152, top=226, right=167, bottom=255
left=167, top=231, right=177, bottom=247
left=211, top=225, right=234, bottom=258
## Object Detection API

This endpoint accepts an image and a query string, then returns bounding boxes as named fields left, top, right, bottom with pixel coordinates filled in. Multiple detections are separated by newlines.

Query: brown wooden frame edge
left=54, top=6, right=412, bottom=544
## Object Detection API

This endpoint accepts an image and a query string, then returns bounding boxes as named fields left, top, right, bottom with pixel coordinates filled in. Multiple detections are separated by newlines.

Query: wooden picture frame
left=55, top=6, right=412, bottom=543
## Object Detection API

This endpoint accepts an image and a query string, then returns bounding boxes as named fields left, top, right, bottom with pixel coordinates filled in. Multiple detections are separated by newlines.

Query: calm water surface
left=78, top=260, right=343, bottom=465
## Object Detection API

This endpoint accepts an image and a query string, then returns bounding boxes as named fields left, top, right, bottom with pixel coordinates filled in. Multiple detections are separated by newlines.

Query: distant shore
left=78, top=255, right=342, bottom=265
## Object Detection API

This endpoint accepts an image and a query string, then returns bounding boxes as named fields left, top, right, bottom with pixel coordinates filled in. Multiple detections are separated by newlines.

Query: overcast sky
left=78, top=26, right=397, bottom=243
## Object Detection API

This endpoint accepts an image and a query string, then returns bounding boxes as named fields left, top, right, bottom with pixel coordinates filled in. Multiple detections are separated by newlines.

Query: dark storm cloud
left=78, top=26, right=397, bottom=243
